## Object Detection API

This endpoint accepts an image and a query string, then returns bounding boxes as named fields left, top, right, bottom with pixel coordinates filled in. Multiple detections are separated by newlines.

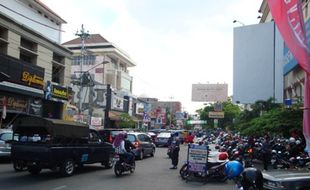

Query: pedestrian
left=170, top=133, right=180, bottom=169
left=261, top=136, right=271, bottom=170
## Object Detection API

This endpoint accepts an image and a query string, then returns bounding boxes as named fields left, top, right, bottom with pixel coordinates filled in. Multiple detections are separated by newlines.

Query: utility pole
left=169, top=96, right=174, bottom=129
left=75, top=24, right=90, bottom=120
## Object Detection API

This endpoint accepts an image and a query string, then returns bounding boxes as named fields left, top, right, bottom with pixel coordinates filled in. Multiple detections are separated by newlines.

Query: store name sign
left=51, top=84, right=69, bottom=100
left=21, top=71, right=44, bottom=88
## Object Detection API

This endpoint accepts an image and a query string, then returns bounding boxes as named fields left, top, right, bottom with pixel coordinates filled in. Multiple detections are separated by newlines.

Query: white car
left=0, top=129, right=13, bottom=158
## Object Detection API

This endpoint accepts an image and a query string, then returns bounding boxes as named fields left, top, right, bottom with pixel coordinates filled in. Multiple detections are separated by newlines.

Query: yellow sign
left=21, top=71, right=44, bottom=87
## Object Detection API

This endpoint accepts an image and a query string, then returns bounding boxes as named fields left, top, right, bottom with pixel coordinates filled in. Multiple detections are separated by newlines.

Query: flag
left=267, top=0, right=310, bottom=73
left=267, top=0, right=310, bottom=155
left=2, top=96, right=7, bottom=119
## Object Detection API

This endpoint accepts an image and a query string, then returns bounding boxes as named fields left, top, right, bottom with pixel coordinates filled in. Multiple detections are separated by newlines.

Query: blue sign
left=283, top=19, right=310, bottom=75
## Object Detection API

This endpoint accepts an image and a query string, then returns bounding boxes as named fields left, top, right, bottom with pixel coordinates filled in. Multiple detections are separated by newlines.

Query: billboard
left=233, top=22, right=283, bottom=104
left=191, top=84, right=228, bottom=102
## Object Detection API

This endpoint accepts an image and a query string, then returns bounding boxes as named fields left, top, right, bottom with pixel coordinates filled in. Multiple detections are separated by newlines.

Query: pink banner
left=267, top=0, right=310, bottom=155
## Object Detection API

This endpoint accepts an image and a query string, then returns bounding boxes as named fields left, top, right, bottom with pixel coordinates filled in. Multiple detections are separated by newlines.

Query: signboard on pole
left=187, top=144, right=208, bottom=172
left=208, top=111, right=224, bottom=118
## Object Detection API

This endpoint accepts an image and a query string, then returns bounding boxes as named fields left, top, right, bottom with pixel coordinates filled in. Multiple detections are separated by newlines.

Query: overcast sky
left=42, top=0, right=263, bottom=114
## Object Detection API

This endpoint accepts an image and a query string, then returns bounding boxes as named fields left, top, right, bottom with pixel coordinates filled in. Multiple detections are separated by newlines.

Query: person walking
left=170, top=133, right=180, bottom=169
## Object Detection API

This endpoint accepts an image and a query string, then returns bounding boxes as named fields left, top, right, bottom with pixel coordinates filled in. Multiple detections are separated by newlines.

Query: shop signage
left=208, top=111, right=224, bottom=118
left=21, top=71, right=44, bottom=88
left=29, top=99, right=42, bottom=116
left=0, top=94, right=28, bottom=113
left=45, top=81, right=69, bottom=101
left=112, top=94, right=124, bottom=111
left=0, top=54, right=45, bottom=90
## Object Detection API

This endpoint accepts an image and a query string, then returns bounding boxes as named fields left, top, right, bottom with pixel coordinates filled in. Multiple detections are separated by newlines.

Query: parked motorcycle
left=179, top=161, right=228, bottom=182
left=113, top=153, right=135, bottom=177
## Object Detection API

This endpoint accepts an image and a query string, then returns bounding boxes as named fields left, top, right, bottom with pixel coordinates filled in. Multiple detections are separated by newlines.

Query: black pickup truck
left=11, top=116, right=114, bottom=176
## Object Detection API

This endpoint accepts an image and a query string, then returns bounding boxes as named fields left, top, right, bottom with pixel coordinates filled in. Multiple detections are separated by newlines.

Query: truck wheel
left=103, top=156, right=113, bottom=169
left=28, top=166, right=41, bottom=175
left=13, top=161, right=27, bottom=172
left=60, top=159, right=75, bottom=177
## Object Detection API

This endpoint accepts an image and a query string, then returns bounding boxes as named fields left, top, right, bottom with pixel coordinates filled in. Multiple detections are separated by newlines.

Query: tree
left=118, top=113, right=135, bottom=129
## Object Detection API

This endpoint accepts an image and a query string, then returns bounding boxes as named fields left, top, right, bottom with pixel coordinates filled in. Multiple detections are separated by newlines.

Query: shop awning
left=109, top=111, right=123, bottom=121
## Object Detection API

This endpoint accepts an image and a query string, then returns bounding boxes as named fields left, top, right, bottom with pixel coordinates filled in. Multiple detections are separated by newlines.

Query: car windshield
left=157, top=133, right=171, bottom=138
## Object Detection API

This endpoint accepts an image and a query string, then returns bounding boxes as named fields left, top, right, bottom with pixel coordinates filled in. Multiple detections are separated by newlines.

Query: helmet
left=123, top=133, right=128, bottom=139
left=241, top=168, right=263, bottom=190
left=218, top=152, right=228, bottom=160
left=296, top=140, right=301, bottom=145
left=225, top=161, right=244, bottom=179
left=289, top=137, right=296, bottom=143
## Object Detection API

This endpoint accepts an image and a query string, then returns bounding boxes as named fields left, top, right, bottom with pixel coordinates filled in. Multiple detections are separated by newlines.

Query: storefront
left=0, top=54, right=44, bottom=127
left=43, top=81, right=73, bottom=120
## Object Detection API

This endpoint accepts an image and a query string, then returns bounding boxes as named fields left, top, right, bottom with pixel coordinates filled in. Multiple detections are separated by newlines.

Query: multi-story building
left=259, top=0, right=309, bottom=104
left=139, top=97, right=182, bottom=129
left=0, top=0, right=73, bottom=126
left=62, top=34, right=135, bottom=127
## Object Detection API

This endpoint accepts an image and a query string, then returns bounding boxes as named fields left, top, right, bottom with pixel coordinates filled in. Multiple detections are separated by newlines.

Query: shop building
left=0, top=0, right=73, bottom=126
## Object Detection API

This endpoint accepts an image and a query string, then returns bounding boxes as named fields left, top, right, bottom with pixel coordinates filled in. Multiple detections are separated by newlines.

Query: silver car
left=0, top=129, right=13, bottom=158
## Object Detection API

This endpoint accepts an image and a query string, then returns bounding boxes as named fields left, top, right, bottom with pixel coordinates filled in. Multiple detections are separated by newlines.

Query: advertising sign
left=91, top=117, right=102, bottom=126
left=188, top=144, right=208, bottom=172
left=112, top=94, right=124, bottom=111
left=191, top=83, right=228, bottom=102
left=208, top=111, right=224, bottom=118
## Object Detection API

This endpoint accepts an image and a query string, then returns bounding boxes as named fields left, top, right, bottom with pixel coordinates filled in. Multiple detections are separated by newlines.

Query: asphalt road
left=0, top=145, right=237, bottom=190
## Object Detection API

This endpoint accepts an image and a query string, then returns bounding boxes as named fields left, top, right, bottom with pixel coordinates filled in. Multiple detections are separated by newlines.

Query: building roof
left=62, top=34, right=110, bottom=45
left=34, top=0, right=66, bottom=23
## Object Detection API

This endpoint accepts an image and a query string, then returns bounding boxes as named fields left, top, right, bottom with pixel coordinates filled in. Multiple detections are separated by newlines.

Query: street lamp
left=233, top=20, right=245, bottom=26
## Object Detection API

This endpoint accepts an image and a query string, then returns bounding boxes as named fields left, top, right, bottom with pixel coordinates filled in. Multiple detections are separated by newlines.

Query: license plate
left=113, top=156, right=120, bottom=161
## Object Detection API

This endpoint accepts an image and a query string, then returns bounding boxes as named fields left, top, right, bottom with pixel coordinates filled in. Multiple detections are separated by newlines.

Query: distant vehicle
left=154, top=132, right=172, bottom=147
left=11, top=116, right=114, bottom=177
left=147, top=132, right=157, bottom=143
left=127, top=132, right=155, bottom=160
left=263, top=170, right=310, bottom=190
left=97, top=129, right=126, bottom=143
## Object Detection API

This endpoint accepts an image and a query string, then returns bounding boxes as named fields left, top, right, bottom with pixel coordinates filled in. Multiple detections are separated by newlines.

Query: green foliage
left=118, top=113, right=135, bottom=129
left=197, top=97, right=303, bottom=137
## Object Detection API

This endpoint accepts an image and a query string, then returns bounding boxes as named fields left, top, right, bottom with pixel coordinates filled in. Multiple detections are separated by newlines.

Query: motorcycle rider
left=124, top=133, right=136, bottom=164
left=113, top=133, right=134, bottom=164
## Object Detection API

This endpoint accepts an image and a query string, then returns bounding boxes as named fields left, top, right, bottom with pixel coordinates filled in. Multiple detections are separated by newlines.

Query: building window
left=19, top=37, right=37, bottom=65
left=52, top=52, right=65, bottom=84
left=52, top=63, right=64, bottom=84
left=0, top=26, right=8, bottom=54
left=72, top=55, right=95, bottom=65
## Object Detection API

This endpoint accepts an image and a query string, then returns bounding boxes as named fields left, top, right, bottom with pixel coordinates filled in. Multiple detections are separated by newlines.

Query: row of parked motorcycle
left=178, top=132, right=310, bottom=190
left=215, top=136, right=310, bottom=170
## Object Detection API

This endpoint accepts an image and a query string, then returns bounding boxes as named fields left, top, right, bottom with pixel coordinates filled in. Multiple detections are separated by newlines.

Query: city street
left=0, top=145, right=237, bottom=190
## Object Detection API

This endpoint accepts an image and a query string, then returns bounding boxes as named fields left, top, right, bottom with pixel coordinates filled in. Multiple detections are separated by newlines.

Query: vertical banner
left=267, top=0, right=310, bottom=155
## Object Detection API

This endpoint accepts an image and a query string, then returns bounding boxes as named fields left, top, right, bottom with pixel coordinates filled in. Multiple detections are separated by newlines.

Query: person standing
left=170, top=134, right=180, bottom=169
left=261, top=136, right=271, bottom=170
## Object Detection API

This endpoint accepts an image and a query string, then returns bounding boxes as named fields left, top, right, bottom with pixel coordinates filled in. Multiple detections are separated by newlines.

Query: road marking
left=51, top=185, right=67, bottom=190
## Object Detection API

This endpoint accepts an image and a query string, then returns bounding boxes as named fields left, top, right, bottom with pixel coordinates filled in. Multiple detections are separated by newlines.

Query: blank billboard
left=233, top=22, right=283, bottom=104
left=192, top=83, right=228, bottom=102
